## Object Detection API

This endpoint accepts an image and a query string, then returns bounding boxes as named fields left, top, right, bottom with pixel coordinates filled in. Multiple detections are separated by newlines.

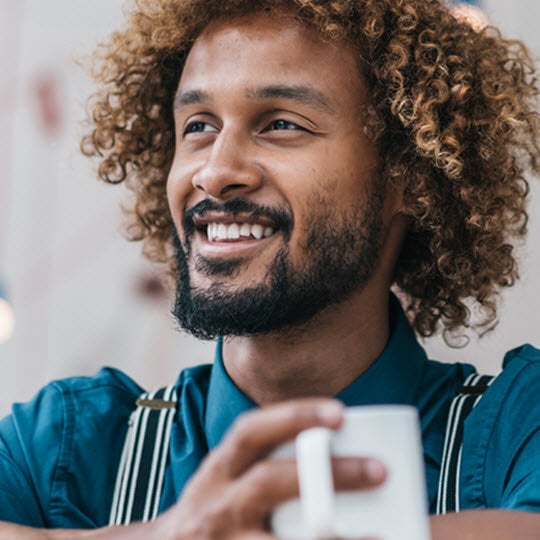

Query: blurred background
left=0, top=0, right=538, bottom=414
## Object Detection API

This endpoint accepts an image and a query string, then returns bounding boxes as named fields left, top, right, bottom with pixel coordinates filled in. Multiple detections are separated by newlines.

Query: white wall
left=0, top=0, right=214, bottom=414
left=0, top=0, right=538, bottom=414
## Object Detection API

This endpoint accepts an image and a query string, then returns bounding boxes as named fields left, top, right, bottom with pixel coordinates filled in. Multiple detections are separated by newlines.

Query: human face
left=167, top=12, right=384, bottom=337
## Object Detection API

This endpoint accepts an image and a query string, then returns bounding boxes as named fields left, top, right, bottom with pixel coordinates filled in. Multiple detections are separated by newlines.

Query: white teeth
left=206, top=222, right=276, bottom=241
left=217, top=224, right=228, bottom=240
left=251, top=224, right=264, bottom=239
left=227, top=223, right=240, bottom=239
left=240, top=223, right=251, bottom=237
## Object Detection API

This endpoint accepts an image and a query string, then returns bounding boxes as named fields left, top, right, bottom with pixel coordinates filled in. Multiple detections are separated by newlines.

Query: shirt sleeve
left=0, top=368, right=142, bottom=528
left=500, top=427, right=540, bottom=511
left=488, top=345, right=540, bottom=511
left=0, top=383, right=65, bottom=526
left=460, top=345, right=540, bottom=511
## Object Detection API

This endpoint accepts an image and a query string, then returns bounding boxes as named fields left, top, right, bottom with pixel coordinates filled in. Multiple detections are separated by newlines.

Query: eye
left=265, top=119, right=304, bottom=131
left=183, top=121, right=218, bottom=135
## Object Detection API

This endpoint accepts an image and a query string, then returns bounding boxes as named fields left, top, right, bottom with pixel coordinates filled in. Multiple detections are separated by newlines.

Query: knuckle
left=195, top=450, right=226, bottom=479
left=201, top=499, right=234, bottom=538
left=248, top=460, right=275, bottom=489
left=170, top=499, right=232, bottom=540
left=231, top=485, right=258, bottom=519
left=228, top=413, right=258, bottom=449
left=229, top=465, right=273, bottom=522
left=285, top=401, right=320, bottom=426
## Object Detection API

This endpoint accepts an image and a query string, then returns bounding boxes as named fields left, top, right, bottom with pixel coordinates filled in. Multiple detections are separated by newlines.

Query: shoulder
left=482, top=344, right=540, bottom=421
left=488, top=344, right=540, bottom=438
left=461, top=344, right=540, bottom=510
left=0, top=367, right=144, bottom=526
left=0, top=364, right=214, bottom=527
left=501, top=343, right=540, bottom=370
left=51, top=365, right=145, bottom=394
left=177, top=362, right=213, bottom=389
left=3, top=366, right=143, bottom=448
left=464, top=343, right=540, bottom=440
left=416, top=358, right=477, bottom=411
left=47, top=366, right=145, bottom=419
left=5, top=367, right=145, bottom=451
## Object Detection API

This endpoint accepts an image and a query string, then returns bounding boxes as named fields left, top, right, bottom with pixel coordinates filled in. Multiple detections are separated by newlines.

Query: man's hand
left=154, top=398, right=386, bottom=540
left=0, top=399, right=386, bottom=540
left=3, top=400, right=540, bottom=540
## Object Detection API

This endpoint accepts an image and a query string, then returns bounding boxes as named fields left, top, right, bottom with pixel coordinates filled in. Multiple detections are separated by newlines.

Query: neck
left=222, top=287, right=392, bottom=405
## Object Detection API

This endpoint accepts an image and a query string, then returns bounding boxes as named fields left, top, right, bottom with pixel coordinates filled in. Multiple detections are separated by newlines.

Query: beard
left=172, top=186, right=384, bottom=340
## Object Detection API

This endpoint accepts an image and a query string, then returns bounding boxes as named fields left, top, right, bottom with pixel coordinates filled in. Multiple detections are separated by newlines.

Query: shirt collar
left=205, top=339, right=257, bottom=449
left=335, top=294, right=427, bottom=406
left=204, top=294, right=428, bottom=449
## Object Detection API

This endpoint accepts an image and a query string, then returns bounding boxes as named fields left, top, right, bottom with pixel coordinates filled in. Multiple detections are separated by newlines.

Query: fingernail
left=364, top=459, right=386, bottom=483
left=317, top=401, right=344, bottom=424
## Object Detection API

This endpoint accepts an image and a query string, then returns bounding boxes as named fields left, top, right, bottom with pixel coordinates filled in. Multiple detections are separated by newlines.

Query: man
left=1, top=0, right=539, bottom=538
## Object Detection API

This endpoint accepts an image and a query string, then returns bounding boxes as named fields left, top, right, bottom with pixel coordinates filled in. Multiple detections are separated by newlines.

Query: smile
left=206, top=222, right=276, bottom=242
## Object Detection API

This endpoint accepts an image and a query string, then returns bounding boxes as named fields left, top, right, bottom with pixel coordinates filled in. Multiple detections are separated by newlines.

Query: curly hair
left=81, top=0, right=539, bottom=341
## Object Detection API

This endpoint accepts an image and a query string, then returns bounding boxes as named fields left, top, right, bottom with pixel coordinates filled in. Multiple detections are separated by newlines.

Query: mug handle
left=296, top=427, right=336, bottom=538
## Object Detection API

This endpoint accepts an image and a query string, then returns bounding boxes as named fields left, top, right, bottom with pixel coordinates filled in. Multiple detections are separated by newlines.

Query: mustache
left=182, top=198, right=294, bottom=240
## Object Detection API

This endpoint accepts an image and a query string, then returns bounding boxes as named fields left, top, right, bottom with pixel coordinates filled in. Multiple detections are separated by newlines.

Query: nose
left=192, top=130, right=263, bottom=199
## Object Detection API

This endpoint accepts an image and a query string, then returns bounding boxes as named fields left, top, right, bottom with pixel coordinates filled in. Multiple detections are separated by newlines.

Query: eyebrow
left=247, top=84, right=333, bottom=113
left=174, top=89, right=212, bottom=109
left=174, top=84, right=334, bottom=113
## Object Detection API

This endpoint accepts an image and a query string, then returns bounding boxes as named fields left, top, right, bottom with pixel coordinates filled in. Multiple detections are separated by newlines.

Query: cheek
left=165, top=172, right=182, bottom=231
left=284, top=193, right=323, bottom=255
left=166, top=158, right=197, bottom=227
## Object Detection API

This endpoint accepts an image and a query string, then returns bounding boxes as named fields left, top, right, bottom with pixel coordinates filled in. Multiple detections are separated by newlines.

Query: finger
left=215, top=398, right=344, bottom=476
left=231, top=456, right=387, bottom=524
left=333, top=456, right=387, bottom=490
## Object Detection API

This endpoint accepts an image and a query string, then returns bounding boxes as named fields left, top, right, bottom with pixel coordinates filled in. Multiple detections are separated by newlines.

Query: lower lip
left=193, top=232, right=278, bottom=258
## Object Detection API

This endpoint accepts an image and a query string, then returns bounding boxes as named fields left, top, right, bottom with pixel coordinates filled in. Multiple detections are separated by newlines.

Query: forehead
left=177, top=11, right=366, bottom=104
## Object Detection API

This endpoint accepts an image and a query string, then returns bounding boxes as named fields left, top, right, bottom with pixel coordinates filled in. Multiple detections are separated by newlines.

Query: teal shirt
left=1, top=298, right=539, bottom=527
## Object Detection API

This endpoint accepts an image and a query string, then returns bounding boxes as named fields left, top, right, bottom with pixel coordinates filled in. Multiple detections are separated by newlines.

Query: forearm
left=430, top=510, right=540, bottom=540
left=0, top=522, right=156, bottom=540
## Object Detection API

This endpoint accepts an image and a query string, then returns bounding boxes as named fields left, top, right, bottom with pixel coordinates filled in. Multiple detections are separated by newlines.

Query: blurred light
left=0, top=283, right=15, bottom=344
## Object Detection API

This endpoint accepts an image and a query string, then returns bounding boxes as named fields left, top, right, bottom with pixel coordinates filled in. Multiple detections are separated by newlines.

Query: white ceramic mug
left=270, top=405, right=430, bottom=540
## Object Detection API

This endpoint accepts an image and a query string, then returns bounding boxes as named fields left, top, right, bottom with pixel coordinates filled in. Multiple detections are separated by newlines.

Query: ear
left=381, top=182, right=409, bottom=268
left=384, top=182, right=410, bottom=219
left=377, top=187, right=409, bottom=288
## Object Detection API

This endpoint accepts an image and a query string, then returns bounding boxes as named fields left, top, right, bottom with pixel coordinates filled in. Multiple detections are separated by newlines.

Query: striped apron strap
left=435, top=373, right=494, bottom=514
left=109, top=384, right=178, bottom=525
